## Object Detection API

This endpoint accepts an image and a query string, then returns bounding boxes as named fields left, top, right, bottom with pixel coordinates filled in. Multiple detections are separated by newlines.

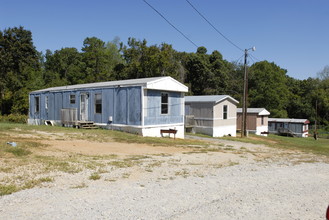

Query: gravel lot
left=0, top=136, right=328, bottom=220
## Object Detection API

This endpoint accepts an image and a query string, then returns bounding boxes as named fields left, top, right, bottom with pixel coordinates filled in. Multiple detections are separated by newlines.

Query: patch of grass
left=122, top=173, right=130, bottom=178
left=89, top=173, right=101, bottom=180
left=183, top=146, right=223, bottom=154
left=227, top=161, right=239, bottom=166
left=221, top=134, right=329, bottom=157
left=35, top=155, right=82, bottom=174
left=265, top=135, right=329, bottom=156
left=71, top=182, right=88, bottom=189
left=0, top=166, right=13, bottom=173
left=175, top=169, right=190, bottom=178
left=23, top=177, right=54, bottom=189
left=0, top=176, right=54, bottom=196
left=0, top=184, right=18, bottom=196
left=108, top=155, right=150, bottom=168
left=3, top=146, right=32, bottom=157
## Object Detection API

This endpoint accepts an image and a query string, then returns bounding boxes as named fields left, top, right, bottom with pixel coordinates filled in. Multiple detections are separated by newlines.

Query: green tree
left=248, top=61, right=290, bottom=117
left=0, top=26, right=42, bottom=114
left=120, top=38, right=182, bottom=81
left=44, top=48, right=85, bottom=86
left=82, top=37, right=110, bottom=82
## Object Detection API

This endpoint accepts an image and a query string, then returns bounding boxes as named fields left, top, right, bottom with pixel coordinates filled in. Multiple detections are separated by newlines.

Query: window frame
left=45, top=96, right=48, bottom=110
left=223, top=105, right=228, bottom=120
left=161, top=92, right=169, bottom=115
left=70, top=94, right=76, bottom=104
left=34, top=96, right=40, bottom=113
left=95, top=93, right=102, bottom=114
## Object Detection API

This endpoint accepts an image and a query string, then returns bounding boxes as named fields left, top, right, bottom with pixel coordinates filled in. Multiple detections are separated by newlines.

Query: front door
left=80, top=93, right=89, bottom=121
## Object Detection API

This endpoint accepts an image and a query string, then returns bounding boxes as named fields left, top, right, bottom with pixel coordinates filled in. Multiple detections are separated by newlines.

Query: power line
left=235, top=54, right=245, bottom=64
left=185, top=0, right=243, bottom=52
left=250, top=54, right=261, bottom=62
left=248, top=54, right=256, bottom=64
left=143, top=0, right=199, bottom=48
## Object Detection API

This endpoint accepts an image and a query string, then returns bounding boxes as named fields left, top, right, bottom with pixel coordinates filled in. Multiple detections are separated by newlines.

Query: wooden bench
left=160, top=129, right=177, bottom=139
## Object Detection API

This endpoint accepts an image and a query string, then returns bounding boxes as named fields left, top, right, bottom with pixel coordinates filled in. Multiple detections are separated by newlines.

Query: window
left=223, top=105, right=228, bottom=119
left=261, top=116, right=264, bottom=125
left=34, top=96, right=40, bottom=113
left=161, top=93, right=168, bottom=114
left=95, top=93, right=102, bottom=114
left=70, top=94, right=76, bottom=104
left=45, top=96, right=48, bottom=110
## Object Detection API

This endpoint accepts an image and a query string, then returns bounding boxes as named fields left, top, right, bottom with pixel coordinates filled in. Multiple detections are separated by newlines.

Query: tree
left=44, top=48, right=85, bottom=86
left=82, top=37, right=110, bottom=82
left=248, top=61, right=290, bottom=118
left=317, top=65, right=329, bottom=80
left=120, top=38, right=182, bottom=81
left=0, top=26, right=42, bottom=114
left=185, top=48, right=212, bottom=95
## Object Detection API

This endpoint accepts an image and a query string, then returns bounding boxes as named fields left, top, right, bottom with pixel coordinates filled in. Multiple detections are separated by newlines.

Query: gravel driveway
left=0, top=136, right=328, bottom=220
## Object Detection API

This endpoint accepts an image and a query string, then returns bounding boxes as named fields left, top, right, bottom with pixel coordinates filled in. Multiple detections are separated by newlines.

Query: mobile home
left=236, top=108, right=270, bottom=136
left=185, top=95, right=239, bottom=137
left=268, top=118, right=310, bottom=137
left=28, top=77, right=188, bottom=138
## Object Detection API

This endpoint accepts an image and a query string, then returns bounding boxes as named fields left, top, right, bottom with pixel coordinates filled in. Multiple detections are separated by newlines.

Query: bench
left=160, top=129, right=177, bottom=139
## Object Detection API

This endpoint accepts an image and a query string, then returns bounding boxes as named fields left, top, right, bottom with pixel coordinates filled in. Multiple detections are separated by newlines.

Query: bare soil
left=1, top=129, right=328, bottom=219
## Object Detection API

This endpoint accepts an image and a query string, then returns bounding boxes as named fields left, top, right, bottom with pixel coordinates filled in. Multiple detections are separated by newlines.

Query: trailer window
left=223, top=105, right=228, bottom=119
left=161, top=93, right=168, bottom=114
left=70, top=94, right=76, bottom=104
left=35, top=96, right=40, bottom=113
left=95, top=93, right=102, bottom=114
left=45, top=96, right=48, bottom=110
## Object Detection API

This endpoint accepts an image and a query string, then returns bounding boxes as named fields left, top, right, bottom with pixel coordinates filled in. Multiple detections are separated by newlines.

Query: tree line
left=0, top=26, right=328, bottom=126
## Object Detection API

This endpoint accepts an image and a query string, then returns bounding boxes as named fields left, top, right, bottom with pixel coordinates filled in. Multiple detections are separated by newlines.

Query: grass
left=220, top=134, right=329, bottom=156
left=189, top=131, right=329, bottom=157
left=1, top=122, right=328, bottom=196
left=89, top=173, right=101, bottom=180
left=0, top=176, right=54, bottom=196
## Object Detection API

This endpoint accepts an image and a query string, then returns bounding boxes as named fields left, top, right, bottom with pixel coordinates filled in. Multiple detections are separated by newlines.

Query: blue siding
left=115, top=88, right=127, bottom=124
left=29, top=86, right=142, bottom=126
left=144, top=90, right=183, bottom=125
left=128, top=87, right=141, bottom=125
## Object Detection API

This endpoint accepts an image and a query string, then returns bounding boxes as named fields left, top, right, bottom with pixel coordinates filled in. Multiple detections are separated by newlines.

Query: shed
left=185, top=95, right=239, bottom=137
left=236, top=108, right=270, bottom=136
left=268, top=118, right=310, bottom=137
left=28, top=76, right=188, bottom=138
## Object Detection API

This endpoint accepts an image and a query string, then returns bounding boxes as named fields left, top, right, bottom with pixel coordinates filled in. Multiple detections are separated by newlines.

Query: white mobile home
left=185, top=95, right=239, bottom=137
left=28, top=77, right=188, bottom=138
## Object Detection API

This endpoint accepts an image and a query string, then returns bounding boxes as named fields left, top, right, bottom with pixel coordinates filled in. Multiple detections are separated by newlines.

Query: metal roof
left=185, top=95, right=239, bottom=104
left=268, top=118, right=310, bottom=124
left=31, top=76, right=188, bottom=93
left=237, top=108, right=270, bottom=115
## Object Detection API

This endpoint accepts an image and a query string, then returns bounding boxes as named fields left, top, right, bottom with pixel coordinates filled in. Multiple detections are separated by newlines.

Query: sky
left=1, top=0, right=328, bottom=80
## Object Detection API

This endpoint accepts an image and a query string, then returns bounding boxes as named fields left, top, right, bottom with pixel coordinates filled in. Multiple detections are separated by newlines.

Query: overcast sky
left=1, top=0, right=328, bottom=80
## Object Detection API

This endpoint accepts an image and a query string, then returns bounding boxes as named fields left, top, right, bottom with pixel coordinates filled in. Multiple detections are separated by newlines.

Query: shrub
left=0, top=114, right=28, bottom=124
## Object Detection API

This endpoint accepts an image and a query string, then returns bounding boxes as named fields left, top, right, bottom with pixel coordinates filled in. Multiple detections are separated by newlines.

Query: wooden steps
left=72, top=121, right=98, bottom=129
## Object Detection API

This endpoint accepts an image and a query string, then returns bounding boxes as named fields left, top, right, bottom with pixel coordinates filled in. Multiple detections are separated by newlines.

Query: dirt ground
left=1, top=128, right=329, bottom=219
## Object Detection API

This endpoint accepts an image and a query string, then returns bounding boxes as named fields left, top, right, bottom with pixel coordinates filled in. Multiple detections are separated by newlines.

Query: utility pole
left=241, top=47, right=255, bottom=137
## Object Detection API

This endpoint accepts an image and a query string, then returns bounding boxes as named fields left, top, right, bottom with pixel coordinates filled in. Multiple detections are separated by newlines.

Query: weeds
left=89, top=173, right=101, bottom=180
left=0, top=184, right=18, bottom=196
